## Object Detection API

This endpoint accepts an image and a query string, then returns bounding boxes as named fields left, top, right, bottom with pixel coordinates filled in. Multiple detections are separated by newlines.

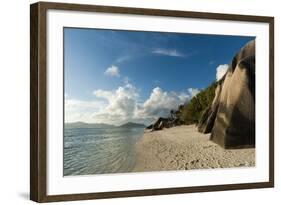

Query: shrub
left=177, top=81, right=217, bottom=124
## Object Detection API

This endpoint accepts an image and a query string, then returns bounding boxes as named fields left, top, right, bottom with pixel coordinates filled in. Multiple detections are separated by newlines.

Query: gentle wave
left=63, top=127, right=144, bottom=176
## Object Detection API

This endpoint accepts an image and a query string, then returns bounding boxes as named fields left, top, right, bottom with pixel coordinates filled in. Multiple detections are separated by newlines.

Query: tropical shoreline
left=133, top=125, right=255, bottom=172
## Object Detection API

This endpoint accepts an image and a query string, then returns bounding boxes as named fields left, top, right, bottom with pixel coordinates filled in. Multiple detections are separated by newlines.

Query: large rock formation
left=148, top=117, right=169, bottom=131
left=198, top=40, right=255, bottom=149
left=197, top=80, right=223, bottom=134
left=146, top=117, right=182, bottom=131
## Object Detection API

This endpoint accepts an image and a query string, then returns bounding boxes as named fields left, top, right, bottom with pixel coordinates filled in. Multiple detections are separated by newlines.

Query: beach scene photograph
left=63, top=27, right=255, bottom=176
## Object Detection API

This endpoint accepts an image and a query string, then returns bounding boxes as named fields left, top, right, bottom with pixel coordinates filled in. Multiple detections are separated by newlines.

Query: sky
left=64, top=27, right=254, bottom=125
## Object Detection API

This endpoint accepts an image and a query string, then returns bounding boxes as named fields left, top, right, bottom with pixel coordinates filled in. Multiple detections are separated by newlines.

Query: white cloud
left=104, top=65, right=120, bottom=77
left=92, top=83, right=139, bottom=124
left=188, top=88, right=200, bottom=98
left=216, top=64, right=228, bottom=81
left=116, top=55, right=130, bottom=63
left=137, top=87, right=180, bottom=119
left=152, top=48, right=184, bottom=57
left=136, top=87, right=196, bottom=121
left=65, top=98, right=106, bottom=123
left=66, top=84, right=199, bottom=125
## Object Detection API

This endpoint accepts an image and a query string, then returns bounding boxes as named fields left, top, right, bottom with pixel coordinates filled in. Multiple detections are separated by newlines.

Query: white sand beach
left=133, top=125, right=255, bottom=172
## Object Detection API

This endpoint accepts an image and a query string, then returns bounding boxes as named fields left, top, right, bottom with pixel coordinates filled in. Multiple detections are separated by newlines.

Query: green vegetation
left=176, top=81, right=218, bottom=125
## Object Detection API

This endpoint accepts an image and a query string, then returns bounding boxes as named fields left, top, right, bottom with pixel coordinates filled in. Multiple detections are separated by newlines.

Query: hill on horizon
left=65, top=121, right=115, bottom=129
left=118, top=122, right=146, bottom=128
left=65, top=121, right=146, bottom=129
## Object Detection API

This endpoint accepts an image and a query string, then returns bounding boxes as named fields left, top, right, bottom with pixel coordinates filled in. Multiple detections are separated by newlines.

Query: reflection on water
left=63, top=127, right=144, bottom=176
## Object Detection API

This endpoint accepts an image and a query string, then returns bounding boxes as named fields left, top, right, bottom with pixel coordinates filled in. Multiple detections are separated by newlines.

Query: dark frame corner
left=30, top=1, right=274, bottom=203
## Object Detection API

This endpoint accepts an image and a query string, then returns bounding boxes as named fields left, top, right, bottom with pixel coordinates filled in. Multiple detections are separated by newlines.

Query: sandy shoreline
left=133, top=125, right=255, bottom=172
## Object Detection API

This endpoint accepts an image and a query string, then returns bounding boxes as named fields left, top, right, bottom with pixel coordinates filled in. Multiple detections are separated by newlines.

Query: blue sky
left=64, top=27, right=254, bottom=125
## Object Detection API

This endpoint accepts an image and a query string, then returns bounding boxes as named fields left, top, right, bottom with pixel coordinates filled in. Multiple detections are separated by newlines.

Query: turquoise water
left=63, top=127, right=144, bottom=176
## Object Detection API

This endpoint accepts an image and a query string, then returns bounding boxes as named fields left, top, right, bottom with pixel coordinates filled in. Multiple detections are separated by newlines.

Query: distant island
left=65, top=121, right=146, bottom=129
left=118, top=122, right=146, bottom=128
left=65, top=121, right=115, bottom=129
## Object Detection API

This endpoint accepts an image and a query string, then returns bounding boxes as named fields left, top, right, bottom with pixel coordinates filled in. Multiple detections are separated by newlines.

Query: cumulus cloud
left=66, top=84, right=199, bottom=125
left=104, top=65, right=120, bottom=77
left=216, top=64, right=228, bottom=81
left=92, top=83, right=139, bottom=124
left=137, top=87, right=180, bottom=119
left=188, top=88, right=200, bottom=98
left=136, top=87, right=197, bottom=121
left=152, top=48, right=184, bottom=57
left=65, top=98, right=106, bottom=123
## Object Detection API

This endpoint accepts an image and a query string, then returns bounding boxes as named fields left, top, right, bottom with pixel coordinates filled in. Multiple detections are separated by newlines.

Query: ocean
left=63, top=127, right=144, bottom=176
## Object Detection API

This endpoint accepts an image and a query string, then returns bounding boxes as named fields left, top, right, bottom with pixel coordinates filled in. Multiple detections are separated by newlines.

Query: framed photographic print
left=30, top=1, right=274, bottom=202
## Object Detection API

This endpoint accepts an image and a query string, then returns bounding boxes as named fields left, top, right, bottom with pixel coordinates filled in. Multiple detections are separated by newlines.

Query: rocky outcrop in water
left=198, top=40, right=255, bottom=149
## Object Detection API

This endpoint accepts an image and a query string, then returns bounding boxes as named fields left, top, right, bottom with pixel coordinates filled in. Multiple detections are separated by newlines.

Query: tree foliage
left=177, top=81, right=218, bottom=124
